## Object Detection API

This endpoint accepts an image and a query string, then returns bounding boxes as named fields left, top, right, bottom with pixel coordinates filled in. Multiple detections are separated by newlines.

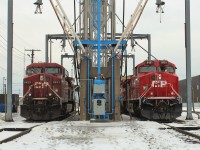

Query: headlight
left=40, top=75, right=44, bottom=81
left=146, top=60, right=152, bottom=64
left=28, top=93, right=32, bottom=96
left=158, top=74, right=162, bottom=80
left=49, top=93, right=52, bottom=96
left=160, top=60, right=168, bottom=65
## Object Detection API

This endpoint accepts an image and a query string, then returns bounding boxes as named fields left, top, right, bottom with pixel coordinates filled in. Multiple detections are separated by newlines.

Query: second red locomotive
left=20, top=63, right=75, bottom=121
left=121, top=60, right=182, bottom=121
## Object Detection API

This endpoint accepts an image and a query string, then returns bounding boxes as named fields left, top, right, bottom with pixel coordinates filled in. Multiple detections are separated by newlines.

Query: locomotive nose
left=33, top=82, right=45, bottom=98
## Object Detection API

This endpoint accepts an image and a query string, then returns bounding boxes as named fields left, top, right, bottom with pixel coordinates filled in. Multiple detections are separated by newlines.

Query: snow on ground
left=0, top=108, right=200, bottom=150
left=0, top=113, right=43, bottom=129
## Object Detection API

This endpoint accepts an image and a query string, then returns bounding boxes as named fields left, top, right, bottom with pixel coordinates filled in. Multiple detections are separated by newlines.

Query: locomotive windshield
left=45, top=67, right=61, bottom=74
left=139, top=66, right=156, bottom=73
left=26, top=67, right=43, bottom=75
left=158, top=66, right=175, bottom=73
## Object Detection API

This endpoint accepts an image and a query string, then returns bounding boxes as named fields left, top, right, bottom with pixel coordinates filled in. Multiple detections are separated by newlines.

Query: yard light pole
left=185, top=0, right=193, bottom=120
left=6, top=0, right=13, bottom=121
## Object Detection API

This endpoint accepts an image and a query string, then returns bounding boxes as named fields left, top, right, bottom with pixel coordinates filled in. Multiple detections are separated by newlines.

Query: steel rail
left=164, top=124, right=200, bottom=141
left=0, top=110, right=77, bottom=144
left=0, top=125, right=41, bottom=144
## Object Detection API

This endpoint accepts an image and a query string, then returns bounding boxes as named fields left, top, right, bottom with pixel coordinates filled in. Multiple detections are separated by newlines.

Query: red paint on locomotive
left=21, top=63, right=74, bottom=120
left=121, top=60, right=182, bottom=121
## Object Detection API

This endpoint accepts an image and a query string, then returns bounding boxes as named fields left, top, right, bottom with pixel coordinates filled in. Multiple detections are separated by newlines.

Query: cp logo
left=152, top=80, right=167, bottom=87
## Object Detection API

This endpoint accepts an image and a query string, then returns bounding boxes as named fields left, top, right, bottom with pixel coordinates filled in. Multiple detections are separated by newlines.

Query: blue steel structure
left=97, top=0, right=101, bottom=77
left=74, top=0, right=126, bottom=120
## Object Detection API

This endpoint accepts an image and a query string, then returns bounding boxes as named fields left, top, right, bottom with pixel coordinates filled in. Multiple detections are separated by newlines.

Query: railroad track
left=160, top=123, right=200, bottom=143
left=64, top=111, right=79, bottom=121
left=54, top=111, right=78, bottom=121
left=0, top=125, right=41, bottom=144
left=0, top=111, right=78, bottom=144
left=130, top=114, right=200, bottom=143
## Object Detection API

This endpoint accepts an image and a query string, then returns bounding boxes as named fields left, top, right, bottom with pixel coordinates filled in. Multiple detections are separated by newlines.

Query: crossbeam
left=113, top=0, right=148, bottom=54
left=50, top=0, right=85, bottom=54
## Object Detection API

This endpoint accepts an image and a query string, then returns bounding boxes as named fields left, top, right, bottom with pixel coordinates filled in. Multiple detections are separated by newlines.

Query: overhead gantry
left=33, top=0, right=168, bottom=121
left=47, top=0, right=152, bottom=121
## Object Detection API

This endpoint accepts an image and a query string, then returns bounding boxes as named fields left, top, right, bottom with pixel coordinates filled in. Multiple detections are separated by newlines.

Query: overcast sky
left=0, top=0, right=200, bottom=95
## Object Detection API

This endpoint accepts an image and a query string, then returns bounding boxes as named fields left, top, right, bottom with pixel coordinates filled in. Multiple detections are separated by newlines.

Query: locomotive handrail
left=138, top=82, right=182, bottom=104
left=139, top=86, right=153, bottom=100
left=168, top=83, right=182, bottom=103
left=20, top=85, right=34, bottom=102
left=138, top=85, right=153, bottom=108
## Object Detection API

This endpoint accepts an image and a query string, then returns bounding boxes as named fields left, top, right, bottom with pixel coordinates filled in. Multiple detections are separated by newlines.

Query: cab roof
left=26, top=62, right=64, bottom=69
left=136, top=60, right=177, bottom=69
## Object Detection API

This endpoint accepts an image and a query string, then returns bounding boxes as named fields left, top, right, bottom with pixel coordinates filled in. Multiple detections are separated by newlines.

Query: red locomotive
left=20, top=63, right=75, bottom=120
left=121, top=60, right=182, bottom=121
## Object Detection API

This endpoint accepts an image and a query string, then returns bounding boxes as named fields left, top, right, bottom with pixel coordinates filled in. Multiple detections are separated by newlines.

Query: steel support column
left=45, top=34, right=49, bottom=63
left=185, top=0, right=193, bottom=120
left=147, top=34, right=151, bottom=61
left=6, top=0, right=13, bottom=121
left=97, top=0, right=101, bottom=77
left=111, top=0, right=116, bottom=40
